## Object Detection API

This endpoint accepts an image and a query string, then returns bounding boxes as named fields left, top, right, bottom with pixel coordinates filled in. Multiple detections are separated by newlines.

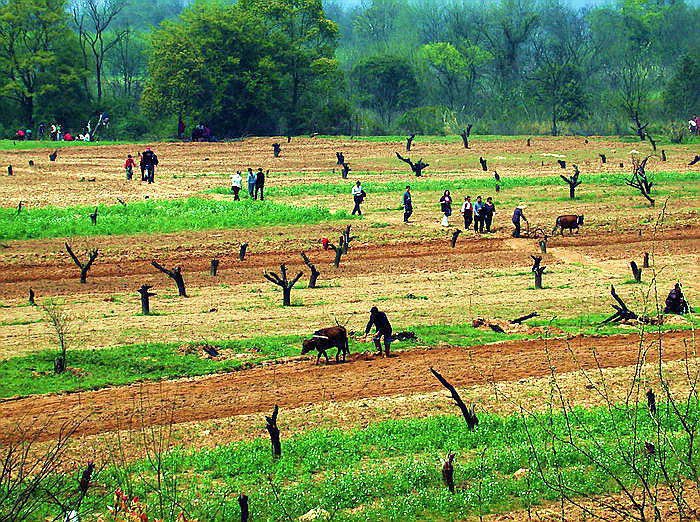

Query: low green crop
left=0, top=198, right=352, bottom=240
left=26, top=399, right=700, bottom=520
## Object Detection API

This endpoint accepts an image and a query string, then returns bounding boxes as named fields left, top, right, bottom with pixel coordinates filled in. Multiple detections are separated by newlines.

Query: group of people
left=439, top=192, right=497, bottom=232
left=124, top=148, right=159, bottom=183
left=352, top=182, right=529, bottom=237
left=191, top=124, right=213, bottom=142
left=229, top=168, right=266, bottom=200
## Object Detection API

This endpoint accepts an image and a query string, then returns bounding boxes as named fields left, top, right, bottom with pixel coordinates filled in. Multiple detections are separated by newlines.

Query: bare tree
left=560, top=164, right=582, bottom=199
left=531, top=255, right=546, bottom=289
left=65, top=243, right=99, bottom=284
left=396, top=152, right=429, bottom=177
left=459, top=124, right=473, bottom=149
left=72, top=0, right=128, bottom=101
left=42, top=300, right=72, bottom=374
left=152, top=261, right=188, bottom=297
left=626, top=155, right=655, bottom=207
left=0, top=419, right=87, bottom=521
left=300, top=252, right=320, bottom=288
left=265, top=405, right=281, bottom=457
left=614, top=57, right=651, bottom=141
left=108, top=27, right=145, bottom=102
left=263, top=265, right=303, bottom=306
left=430, top=367, right=479, bottom=430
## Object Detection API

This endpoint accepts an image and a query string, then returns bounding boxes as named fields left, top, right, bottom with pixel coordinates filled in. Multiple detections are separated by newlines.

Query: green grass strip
left=0, top=139, right=143, bottom=151
left=42, top=399, right=700, bottom=520
left=0, top=197, right=352, bottom=241
left=2, top=314, right=696, bottom=399
left=205, top=171, right=697, bottom=199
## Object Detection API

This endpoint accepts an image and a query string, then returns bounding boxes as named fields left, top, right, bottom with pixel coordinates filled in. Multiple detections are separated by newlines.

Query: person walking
left=254, top=168, right=266, bottom=200
left=461, top=196, right=473, bottom=230
left=247, top=168, right=256, bottom=197
left=230, top=171, right=243, bottom=200
left=138, top=152, right=146, bottom=181
left=351, top=180, right=365, bottom=215
left=141, top=147, right=159, bottom=184
left=403, top=185, right=413, bottom=223
left=512, top=204, right=528, bottom=237
left=473, top=195, right=485, bottom=233
left=483, top=197, right=496, bottom=232
left=124, top=154, right=136, bottom=180
left=439, top=190, right=452, bottom=227
left=365, top=306, right=393, bottom=356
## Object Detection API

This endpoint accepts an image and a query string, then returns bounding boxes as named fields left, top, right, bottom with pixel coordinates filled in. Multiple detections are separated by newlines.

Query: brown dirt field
left=1, top=226, right=697, bottom=358
left=37, top=349, right=697, bottom=472
left=486, top=483, right=700, bottom=521
left=1, top=137, right=699, bottom=516
left=0, top=330, right=694, bottom=446
left=0, top=136, right=697, bottom=208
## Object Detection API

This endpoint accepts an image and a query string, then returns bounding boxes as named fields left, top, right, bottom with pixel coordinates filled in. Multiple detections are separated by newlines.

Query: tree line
left=0, top=0, right=698, bottom=139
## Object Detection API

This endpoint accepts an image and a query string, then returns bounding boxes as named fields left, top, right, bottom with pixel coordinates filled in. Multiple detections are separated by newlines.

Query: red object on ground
left=321, top=238, right=329, bottom=250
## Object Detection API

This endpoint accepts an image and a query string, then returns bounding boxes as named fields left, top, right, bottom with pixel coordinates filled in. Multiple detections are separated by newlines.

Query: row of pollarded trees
left=40, top=226, right=358, bottom=373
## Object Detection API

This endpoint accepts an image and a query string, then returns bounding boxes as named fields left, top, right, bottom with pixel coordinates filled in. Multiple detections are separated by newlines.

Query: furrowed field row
left=2, top=314, right=697, bottom=398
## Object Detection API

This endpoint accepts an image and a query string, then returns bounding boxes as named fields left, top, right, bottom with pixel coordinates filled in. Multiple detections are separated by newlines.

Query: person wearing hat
left=365, top=306, right=393, bottom=356
left=512, top=204, right=528, bottom=237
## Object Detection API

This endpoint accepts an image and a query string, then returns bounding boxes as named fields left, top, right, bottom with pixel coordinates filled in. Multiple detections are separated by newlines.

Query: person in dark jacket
left=461, top=196, right=473, bottom=230
left=255, top=168, right=266, bottom=200
left=439, top=190, right=452, bottom=227
left=403, top=185, right=413, bottom=223
left=365, top=306, right=393, bottom=356
left=483, top=197, right=496, bottom=232
left=141, top=147, right=159, bottom=184
left=512, top=205, right=527, bottom=237
left=664, top=283, right=689, bottom=314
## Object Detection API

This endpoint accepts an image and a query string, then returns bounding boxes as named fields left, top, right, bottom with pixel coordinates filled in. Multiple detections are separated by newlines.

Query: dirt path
left=1, top=330, right=693, bottom=445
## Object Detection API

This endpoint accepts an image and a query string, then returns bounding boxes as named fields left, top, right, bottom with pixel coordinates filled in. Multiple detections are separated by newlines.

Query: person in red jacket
left=124, top=154, right=136, bottom=180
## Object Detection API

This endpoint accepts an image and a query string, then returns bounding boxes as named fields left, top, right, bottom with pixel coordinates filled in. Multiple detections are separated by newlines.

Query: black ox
left=301, top=326, right=350, bottom=365
left=552, top=214, right=584, bottom=235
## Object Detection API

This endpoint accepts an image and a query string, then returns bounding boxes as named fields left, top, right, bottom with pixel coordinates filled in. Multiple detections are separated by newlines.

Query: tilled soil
left=0, top=330, right=693, bottom=445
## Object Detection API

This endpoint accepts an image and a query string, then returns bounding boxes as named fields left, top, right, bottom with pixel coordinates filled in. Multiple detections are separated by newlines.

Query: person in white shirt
left=230, top=171, right=243, bottom=200
left=461, top=196, right=473, bottom=230
left=351, top=180, right=365, bottom=215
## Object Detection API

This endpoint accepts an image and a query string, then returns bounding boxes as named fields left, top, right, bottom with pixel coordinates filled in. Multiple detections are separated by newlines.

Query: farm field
left=0, top=135, right=699, bottom=520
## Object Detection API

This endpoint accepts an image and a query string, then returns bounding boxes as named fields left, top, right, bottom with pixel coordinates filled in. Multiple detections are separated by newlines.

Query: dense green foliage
left=0, top=0, right=698, bottom=138
left=0, top=198, right=351, bottom=240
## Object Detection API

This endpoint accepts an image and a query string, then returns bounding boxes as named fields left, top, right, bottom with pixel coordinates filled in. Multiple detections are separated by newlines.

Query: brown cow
left=301, top=326, right=350, bottom=365
left=552, top=214, right=584, bottom=235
